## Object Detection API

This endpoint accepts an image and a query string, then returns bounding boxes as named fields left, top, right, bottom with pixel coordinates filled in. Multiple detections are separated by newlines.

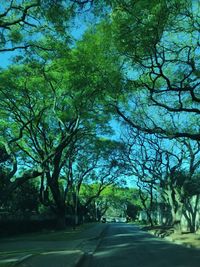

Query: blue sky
left=0, top=51, right=14, bottom=68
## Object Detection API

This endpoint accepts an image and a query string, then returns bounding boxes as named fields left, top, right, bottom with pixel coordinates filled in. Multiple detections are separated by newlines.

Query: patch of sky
left=192, top=0, right=200, bottom=14
left=70, top=15, right=88, bottom=40
left=0, top=51, right=13, bottom=68
left=125, top=68, right=142, bottom=81
left=108, top=118, right=122, bottom=140
left=70, top=4, right=100, bottom=41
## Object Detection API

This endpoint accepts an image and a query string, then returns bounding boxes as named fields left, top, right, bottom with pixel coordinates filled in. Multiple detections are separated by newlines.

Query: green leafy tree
left=0, top=25, right=123, bottom=228
left=95, top=185, right=142, bottom=221
left=76, top=139, right=126, bottom=221
left=9, top=180, right=39, bottom=216
left=0, top=1, right=77, bottom=54
left=110, top=1, right=200, bottom=141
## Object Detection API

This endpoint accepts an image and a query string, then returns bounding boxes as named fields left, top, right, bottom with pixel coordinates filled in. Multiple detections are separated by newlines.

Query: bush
left=0, top=218, right=57, bottom=237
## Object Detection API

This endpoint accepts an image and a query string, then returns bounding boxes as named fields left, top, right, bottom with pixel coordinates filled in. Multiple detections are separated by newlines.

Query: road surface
left=82, top=223, right=200, bottom=267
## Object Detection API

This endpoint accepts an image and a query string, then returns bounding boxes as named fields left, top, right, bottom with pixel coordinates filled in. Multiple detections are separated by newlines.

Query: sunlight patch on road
left=94, top=250, right=115, bottom=257
left=111, top=243, right=131, bottom=248
left=42, top=250, right=81, bottom=256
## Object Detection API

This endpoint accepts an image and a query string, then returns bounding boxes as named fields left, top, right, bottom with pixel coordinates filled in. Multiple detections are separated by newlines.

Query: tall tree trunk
left=166, top=187, right=183, bottom=232
left=55, top=206, right=66, bottom=230
left=183, top=195, right=200, bottom=233
left=49, top=178, right=67, bottom=230
left=139, top=188, right=154, bottom=226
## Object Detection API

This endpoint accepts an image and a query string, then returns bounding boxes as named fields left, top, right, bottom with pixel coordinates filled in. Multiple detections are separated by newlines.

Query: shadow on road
left=85, top=224, right=200, bottom=267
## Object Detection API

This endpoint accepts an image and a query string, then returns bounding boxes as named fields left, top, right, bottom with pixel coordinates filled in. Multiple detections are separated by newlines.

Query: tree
left=96, top=185, right=142, bottom=221
left=75, top=1, right=199, bottom=141
left=0, top=1, right=79, bottom=54
left=10, top=180, right=39, bottom=216
left=2, top=0, right=199, bottom=233
left=0, top=57, right=87, bottom=228
left=109, top=0, right=200, bottom=141
left=120, top=123, right=200, bottom=231
left=76, top=138, right=127, bottom=221
left=0, top=151, right=39, bottom=216
left=120, top=128, right=163, bottom=225
left=0, top=21, right=124, bottom=227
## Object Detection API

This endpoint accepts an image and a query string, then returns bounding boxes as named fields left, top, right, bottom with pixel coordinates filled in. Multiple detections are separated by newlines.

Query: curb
left=93, top=224, right=108, bottom=253
left=73, top=251, right=86, bottom=267
left=14, top=250, right=85, bottom=267
left=74, top=224, right=108, bottom=266
left=14, top=254, right=33, bottom=266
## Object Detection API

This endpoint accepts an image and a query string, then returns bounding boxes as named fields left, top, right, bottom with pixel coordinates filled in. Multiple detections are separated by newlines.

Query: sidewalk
left=0, top=223, right=107, bottom=267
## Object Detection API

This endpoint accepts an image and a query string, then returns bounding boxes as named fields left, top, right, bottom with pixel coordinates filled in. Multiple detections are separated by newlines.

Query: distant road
left=82, top=223, right=200, bottom=267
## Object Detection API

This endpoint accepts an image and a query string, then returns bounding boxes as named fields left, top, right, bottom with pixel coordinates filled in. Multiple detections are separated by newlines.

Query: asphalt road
left=81, top=223, right=200, bottom=267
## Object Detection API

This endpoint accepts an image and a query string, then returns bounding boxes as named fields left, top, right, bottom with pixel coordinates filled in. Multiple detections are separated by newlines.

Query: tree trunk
left=48, top=174, right=66, bottom=230
left=166, top=188, right=183, bottom=232
left=183, top=195, right=200, bottom=233
left=56, top=209, right=66, bottom=230
left=138, top=186, right=154, bottom=226
left=171, top=207, right=182, bottom=233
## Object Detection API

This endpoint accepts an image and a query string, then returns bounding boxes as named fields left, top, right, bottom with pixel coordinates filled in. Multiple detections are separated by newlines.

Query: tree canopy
left=0, top=0, right=200, bottom=232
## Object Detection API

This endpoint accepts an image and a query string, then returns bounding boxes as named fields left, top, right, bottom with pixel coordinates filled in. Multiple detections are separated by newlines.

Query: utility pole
left=73, top=185, right=78, bottom=229
left=75, top=185, right=78, bottom=225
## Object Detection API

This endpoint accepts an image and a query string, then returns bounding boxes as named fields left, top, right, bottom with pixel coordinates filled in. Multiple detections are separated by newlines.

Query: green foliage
left=110, top=0, right=169, bottom=58
left=168, top=170, right=200, bottom=198
left=0, top=170, right=10, bottom=207
left=0, top=175, right=39, bottom=214
left=0, top=144, right=9, bottom=163
left=9, top=26, right=23, bottom=44
left=183, top=176, right=200, bottom=197
left=0, top=0, right=77, bottom=53
left=0, top=20, right=124, bottom=222
left=0, top=0, right=199, bottom=230
left=95, top=185, right=142, bottom=219
left=11, top=180, right=39, bottom=214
